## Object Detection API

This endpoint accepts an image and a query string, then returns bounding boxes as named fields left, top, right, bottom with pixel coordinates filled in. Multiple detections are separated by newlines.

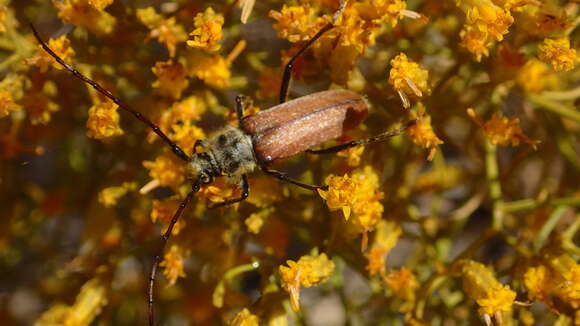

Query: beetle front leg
left=208, top=175, right=250, bottom=208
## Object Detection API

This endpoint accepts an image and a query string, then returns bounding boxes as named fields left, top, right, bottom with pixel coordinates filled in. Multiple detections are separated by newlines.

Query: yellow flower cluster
left=88, top=0, right=112, bottom=11
left=152, top=60, right=189, bottom=99
left=98, top=182, right=136, bottom=207
left=270, top=1, right=419, bottom=85
left=229, top=308, right=260, bottom=326
left=34, top=278, right=108, bottom=326
left=143, top=154, right=186, bottom=189
left=187, top=7, right=224, bottom=52
left=456, top=0, right=514, bottom=61
left=86, top=100, right=124, bottom=139
left=53, top=0, right=116, bottom=35
left=408, top=115, right=443, bottom=160
left=150, top=197, right=187, bottom=236
left=160, top=245, right=188, bottom=286
left=137, top=7, right=187, bottom=58
left=279, top=253, right=335, bottom=311
left=0, top=90, right=21, bottom=118
left=456, top=260, right=516, bottom=320
left=516, top=59, right=559, bottom=93
left=319, top=166, right=384, bottom=234
left=245, top=208, right=273, bottom=234
left=365, top=220, right=402, bottom=276
left=524, top=252, right=580, bottom=310
left=269, top=4, right=323, bottom=43
left=389, top=53, right=430, bottom=108
left=185, top=50, right=232, bottom=89
left=538, top=38, right=577, bottom=72
left=28, top=35, right=75, bottom=72
left=467, top=108, right=539, bottom=148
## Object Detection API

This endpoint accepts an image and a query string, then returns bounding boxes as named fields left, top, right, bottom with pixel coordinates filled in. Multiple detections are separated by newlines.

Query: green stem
left=485, top=142, right=503, bottom=230
left=501, top=196, right=580, bottom=213
left=528, top=94, right=580, bottom=124
left=533, top=206, right=568, bottom=252
left=541, top=86, right=580, bottom=101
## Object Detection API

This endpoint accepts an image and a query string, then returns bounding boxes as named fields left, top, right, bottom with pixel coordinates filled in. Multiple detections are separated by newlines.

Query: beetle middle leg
left=306, top=119, right=418, bottom=154
left=208, top=175, right=250, bottom=208
left=261, top=167, right=328, bottom=191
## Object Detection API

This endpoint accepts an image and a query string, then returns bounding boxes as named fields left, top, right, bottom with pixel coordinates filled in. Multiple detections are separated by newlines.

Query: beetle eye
left=200, top=174, right=212, bottom=184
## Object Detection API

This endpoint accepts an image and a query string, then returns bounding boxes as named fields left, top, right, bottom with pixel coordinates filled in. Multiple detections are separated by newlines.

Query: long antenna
left=30, top=24, right=190, bottom=162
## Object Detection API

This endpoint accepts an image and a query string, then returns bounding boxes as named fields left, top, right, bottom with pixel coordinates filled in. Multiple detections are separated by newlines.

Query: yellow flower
left=23, top=87, right=60, bottom=125
left=35, top=278, right=108, bottom=326
left=354, top=0, right=409, bottom=27
left=151, top=198, right=186, bottom=236
left=467, top=108, right=539, bottom=148
left=0, top=90, right=22, bottom=119
left=88, top=0, right=112, bottom=11
left=137, top=7, right=187, bottom=58
left=456, top=260, right=516, bottom=317
left=53, top=0, right=116, bottom=35
left=279, top=253, right=335, bottom=311
left=245, top=208, right=273, bottom=234
left=199, top=179, right=238, bottom=204
left=385, top=267, right=418, bottom=292
left=546, top=253, right=580, bottom=308
left=187, top=7, right=224, bottom=52
left=516, top=59, right=558, bottom=93
left=230, top=308, right=260, bottom=326
left=27, top=35, right=75, bottom=72
left=365, top=220, right=402, bottom=276
left=456, top=0, right=514, bottom=61
left=523, top=265, right=549, bottom=303
left=389, top=53, right=430, bottom=108
left=170, top=123, right=206, bottom=156
left=318, top=173, right=358, bottom=220
left=185, top=51, right=231, bottom=88
left=152, top=60, right=190, bottom=99
left=86, top=100, right=124, bottom=139
left=337, top=143, right=364, bottom=167
left=538, top=38, right=577, bottom=72
left=159, top=245, right=187, bottom=287
left=407, top=115, right=443, bottom=160
left=320, top=166, right=385, bottom=235
left=269, top=4, right=324, bottom=43
left=0, top=4, right=6, bottom=33
left=143, top=154, right=186, bottom=189
left=167, top=95, right=208, bottom=123
left=98, top=182, right=136, bottom=207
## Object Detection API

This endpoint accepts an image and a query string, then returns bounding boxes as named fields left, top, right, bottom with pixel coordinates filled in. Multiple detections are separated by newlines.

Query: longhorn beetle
left=32, top=3, right=414, bottom=325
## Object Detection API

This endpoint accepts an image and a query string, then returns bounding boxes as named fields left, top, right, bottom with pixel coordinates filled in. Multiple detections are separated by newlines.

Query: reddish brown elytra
left=31, top=3, right=413, bottom=325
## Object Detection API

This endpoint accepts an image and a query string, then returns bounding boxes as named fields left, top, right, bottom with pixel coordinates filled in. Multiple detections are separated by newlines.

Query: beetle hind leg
left=306, top=119, right=417, bottom=154
left=278, top=0, right=348, bottom=104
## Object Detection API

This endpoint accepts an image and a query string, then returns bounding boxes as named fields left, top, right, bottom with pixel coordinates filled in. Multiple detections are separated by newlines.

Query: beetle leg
left=278, top=0, right=347, bottom=104
left=306, top=119, right=417, bottom=154
left=208, top=175, right=250, bottom=208
left=235, top=95, right=245, bottom=125
left=149, top=186, right=198, bottom=326
left=261, top=167, right=328, bottom=191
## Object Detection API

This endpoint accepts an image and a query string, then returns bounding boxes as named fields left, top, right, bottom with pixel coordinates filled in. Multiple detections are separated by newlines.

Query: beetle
left=31, top=4, right=414, bottom=324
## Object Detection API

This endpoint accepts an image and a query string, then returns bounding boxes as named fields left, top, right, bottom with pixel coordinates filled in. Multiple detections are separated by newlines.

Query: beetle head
left=187, top=152, right=216, bottom=185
